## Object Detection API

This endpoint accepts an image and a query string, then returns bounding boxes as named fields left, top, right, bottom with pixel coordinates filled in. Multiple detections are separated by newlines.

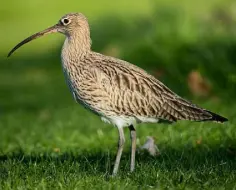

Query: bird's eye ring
left=61, top=18, right=70, bottom=25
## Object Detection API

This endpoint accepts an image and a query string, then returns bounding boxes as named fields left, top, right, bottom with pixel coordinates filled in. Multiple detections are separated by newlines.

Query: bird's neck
left=61, top=32, right=92, bottom=63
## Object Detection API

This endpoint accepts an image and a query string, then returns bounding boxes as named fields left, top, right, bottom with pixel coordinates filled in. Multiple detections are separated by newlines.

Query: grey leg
left=129, top=125, right=136, bottom=172
left=112, top=126, right=125, bottom=176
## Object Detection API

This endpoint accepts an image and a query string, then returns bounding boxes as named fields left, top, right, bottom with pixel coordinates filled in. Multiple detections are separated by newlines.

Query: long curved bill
left=7, top=24, right=59, bottom=57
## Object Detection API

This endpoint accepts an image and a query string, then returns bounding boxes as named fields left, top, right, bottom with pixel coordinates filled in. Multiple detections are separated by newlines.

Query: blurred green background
left=1, top=0, right=236, bottom=189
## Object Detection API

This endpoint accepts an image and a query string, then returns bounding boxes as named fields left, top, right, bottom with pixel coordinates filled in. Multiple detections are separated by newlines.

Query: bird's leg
left=112, top=126, right=125, bottom=176
left=129, top=125, right=136, bottom=172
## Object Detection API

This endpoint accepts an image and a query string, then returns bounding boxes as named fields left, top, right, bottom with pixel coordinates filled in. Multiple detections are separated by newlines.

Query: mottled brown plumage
left=8, top=13, right=228, bottom=176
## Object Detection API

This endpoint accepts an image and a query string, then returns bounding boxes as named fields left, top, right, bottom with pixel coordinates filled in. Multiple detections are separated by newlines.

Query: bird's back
left=62, top=51, right=227, bottom=126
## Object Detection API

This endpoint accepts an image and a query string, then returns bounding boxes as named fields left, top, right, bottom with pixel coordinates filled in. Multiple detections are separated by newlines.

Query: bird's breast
left=61, top=58, right=82, bottom=99
left=61, top=56, right=105, bottom=116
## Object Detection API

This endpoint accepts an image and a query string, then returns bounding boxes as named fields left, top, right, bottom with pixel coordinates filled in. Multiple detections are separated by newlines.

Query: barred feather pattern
left=60, top=13, right=227, bottom=127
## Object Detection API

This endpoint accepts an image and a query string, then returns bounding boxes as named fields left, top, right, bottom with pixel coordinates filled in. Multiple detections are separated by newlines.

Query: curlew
left=8, top=13, right=228, bottom=176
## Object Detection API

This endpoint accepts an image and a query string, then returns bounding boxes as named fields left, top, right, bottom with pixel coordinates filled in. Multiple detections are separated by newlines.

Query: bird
left=8, top=13, right=228, bottom=176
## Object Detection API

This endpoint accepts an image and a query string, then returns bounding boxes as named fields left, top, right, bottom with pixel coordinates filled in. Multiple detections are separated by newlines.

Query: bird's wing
left=83, top=53, right=226, bottom=123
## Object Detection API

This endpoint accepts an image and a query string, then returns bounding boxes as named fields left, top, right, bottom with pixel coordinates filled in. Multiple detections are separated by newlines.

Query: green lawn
left=1, top=0, right=236, bottom=189
left=0, top=49, right=235, bottom=190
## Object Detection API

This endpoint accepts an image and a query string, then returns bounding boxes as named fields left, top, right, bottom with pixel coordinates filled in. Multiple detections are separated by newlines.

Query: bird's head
left=57, top=13, right=89, bottom=36
left=8, top=13, right=90, bottom=57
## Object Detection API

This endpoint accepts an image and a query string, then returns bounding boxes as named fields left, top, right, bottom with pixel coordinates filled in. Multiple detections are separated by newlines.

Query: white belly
left=101, top=115, right=159, bottom=128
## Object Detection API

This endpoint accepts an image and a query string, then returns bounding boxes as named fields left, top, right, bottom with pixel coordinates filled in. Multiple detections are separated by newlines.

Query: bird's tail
left=204, top=110, right=228, bottom=123
left=164, top=97, right=229, bottom=123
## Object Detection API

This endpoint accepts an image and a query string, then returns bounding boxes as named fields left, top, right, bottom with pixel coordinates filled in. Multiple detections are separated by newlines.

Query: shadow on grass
left=0, top=146, right=235, bottom=176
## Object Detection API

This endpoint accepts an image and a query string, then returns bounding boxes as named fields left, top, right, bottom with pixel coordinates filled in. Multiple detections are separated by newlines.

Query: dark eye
left=61, top=18, right=70, bottom=25
left=64, top=18, right=69, bottom=24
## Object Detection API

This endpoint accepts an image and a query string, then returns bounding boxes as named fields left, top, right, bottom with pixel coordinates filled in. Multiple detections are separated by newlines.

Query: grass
left=0, top=93, right=235, bottom=189
left=1, top=0, right=236, bottom=189
left=0, top=50, right=236, bottom=190
left=0, top=94, right=235, bottom=189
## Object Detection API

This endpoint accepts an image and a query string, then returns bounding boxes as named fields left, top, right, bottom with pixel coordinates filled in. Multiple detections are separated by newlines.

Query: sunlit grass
left=1, top=0, right=236, bottom=189
left=0, top=53, right=235, bottom=189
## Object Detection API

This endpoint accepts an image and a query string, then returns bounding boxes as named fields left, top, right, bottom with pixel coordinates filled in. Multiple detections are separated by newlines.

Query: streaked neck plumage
left=61, top=23, right=92, bottom=66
